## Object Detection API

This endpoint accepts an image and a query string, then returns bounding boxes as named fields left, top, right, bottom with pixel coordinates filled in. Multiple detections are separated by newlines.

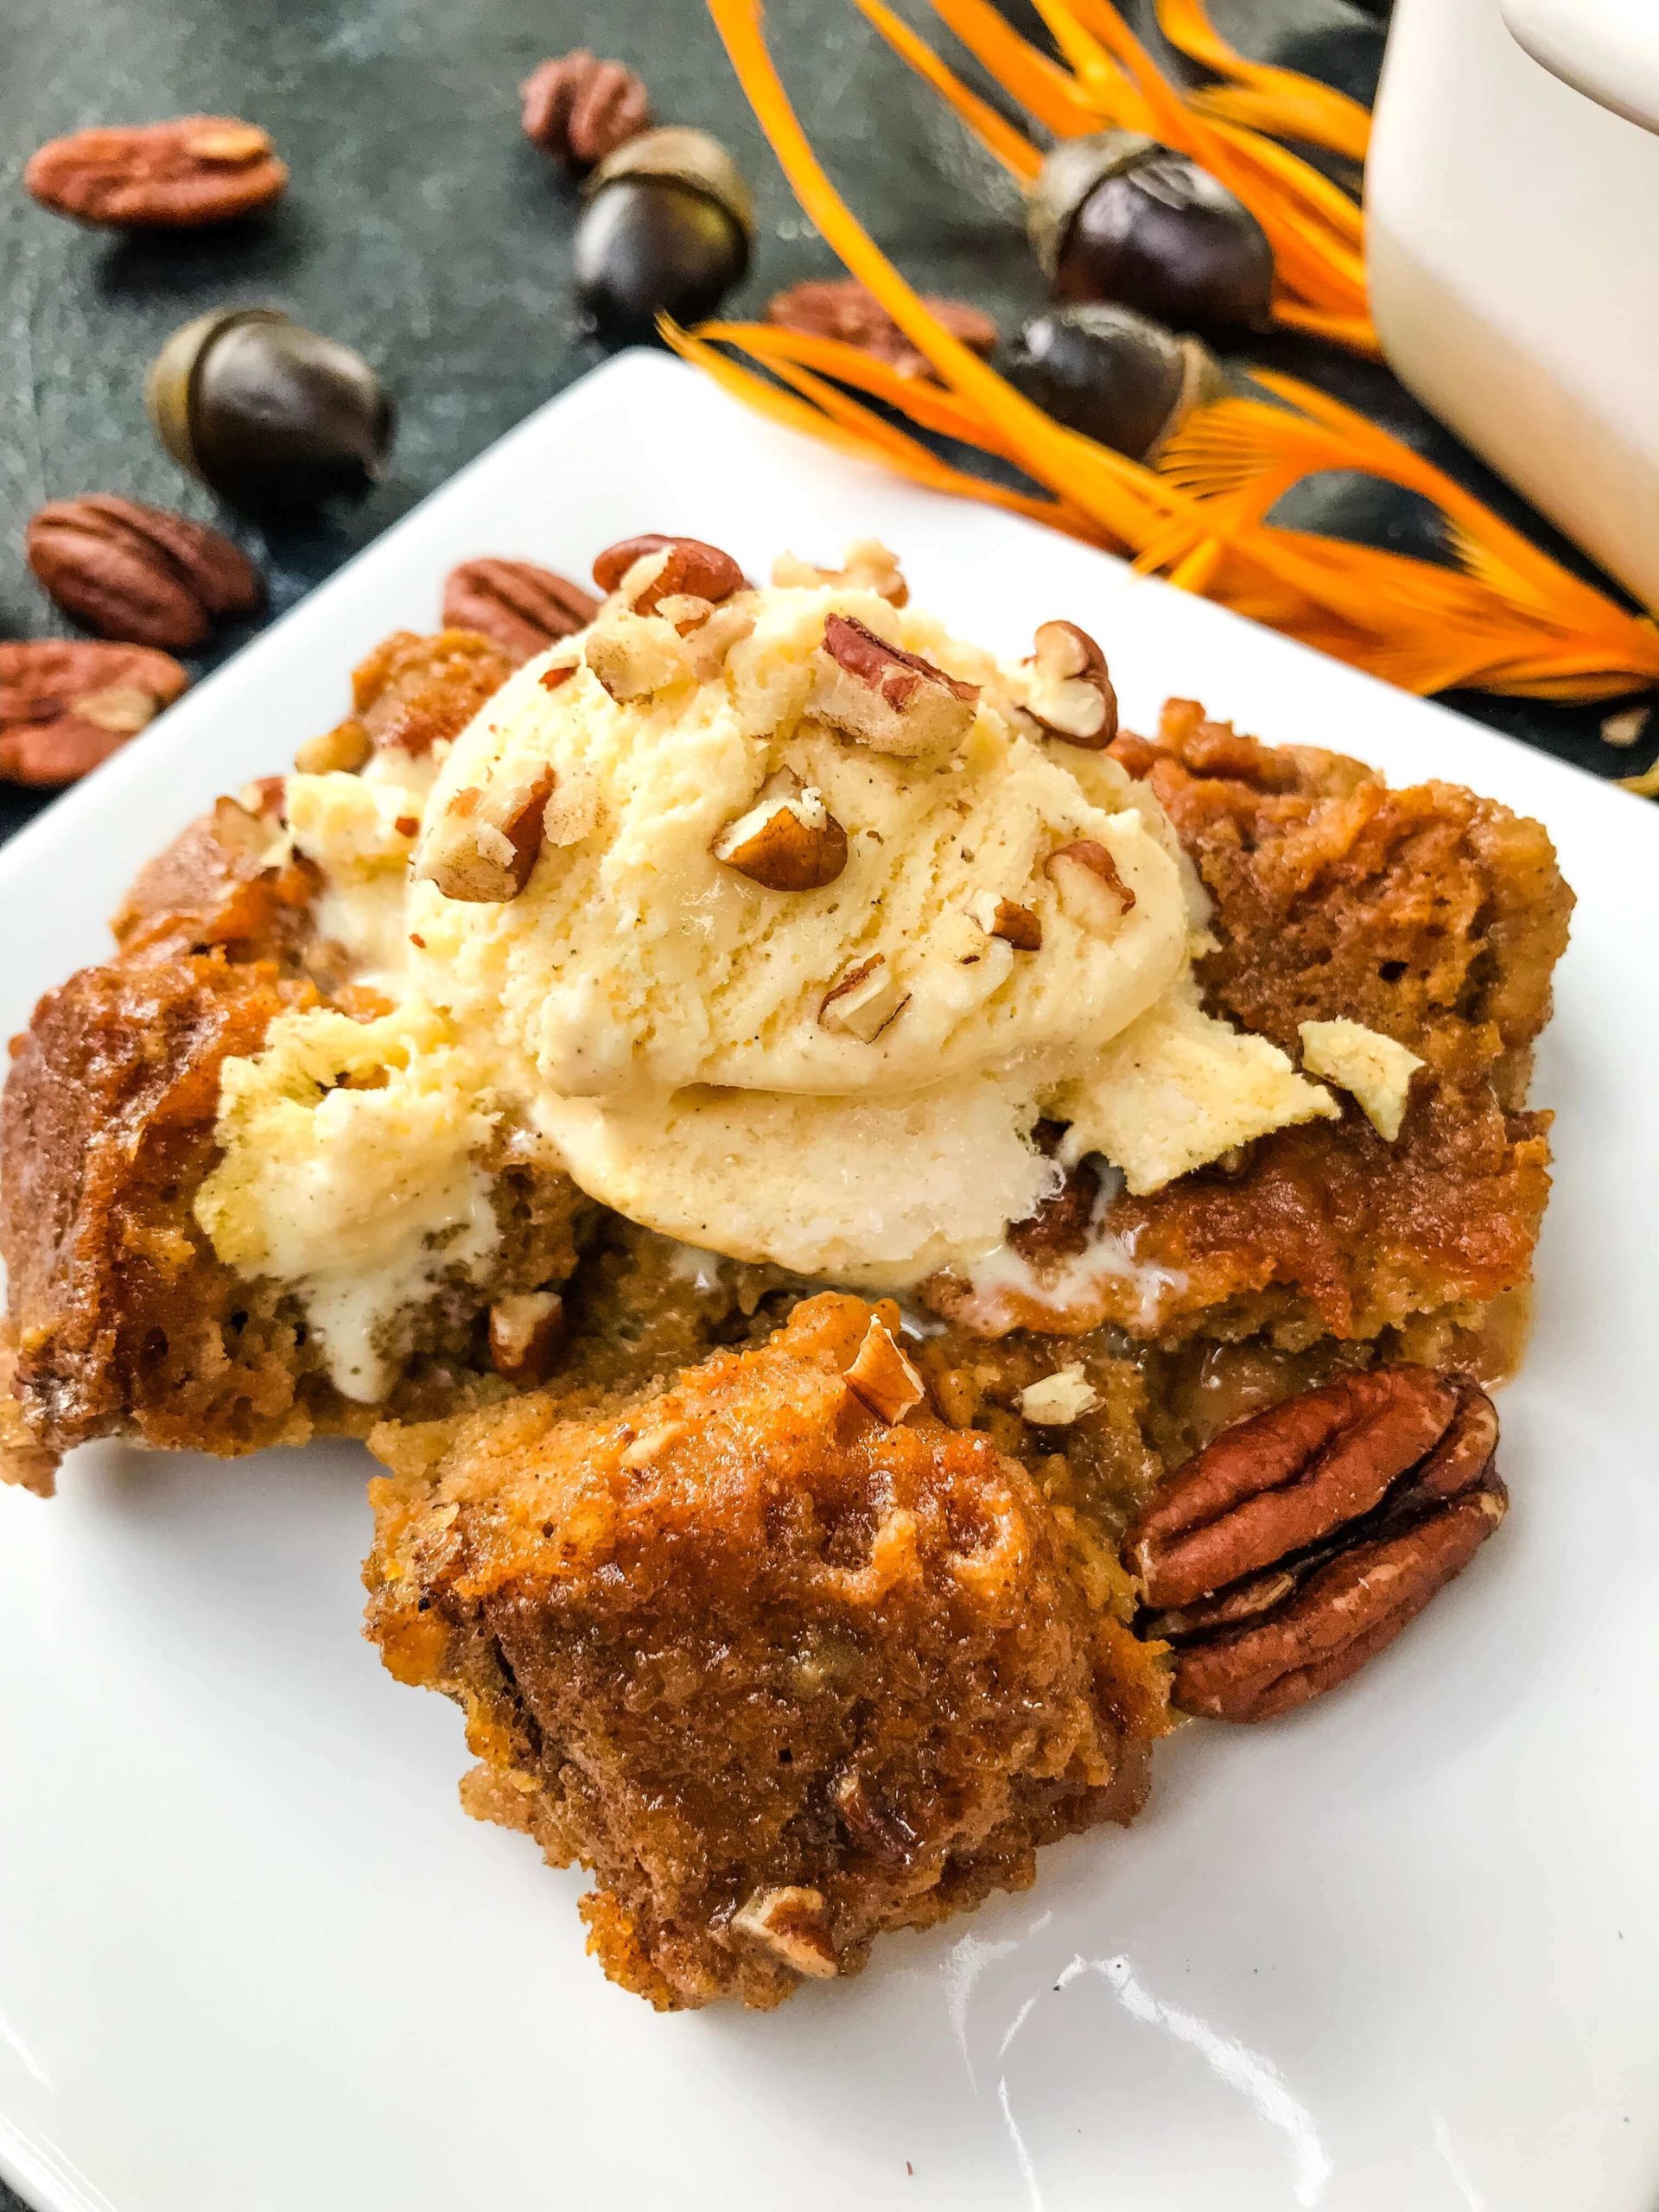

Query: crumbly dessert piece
left=1, top=593, right=1572, bottom=1499
left=0, top=632, right=589, bottom=1492
left=365, top=1294, right=1169, bottom=2010
left=316, top=626, right=517, bottom=765
left=0, top=562, right=1573, bottom=2010
left=927, top=700, right=1573, bottom=1353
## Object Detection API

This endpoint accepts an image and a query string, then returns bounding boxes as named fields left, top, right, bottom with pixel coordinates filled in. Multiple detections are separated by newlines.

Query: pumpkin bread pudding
left=0, top=536, right=1572, bottom=2006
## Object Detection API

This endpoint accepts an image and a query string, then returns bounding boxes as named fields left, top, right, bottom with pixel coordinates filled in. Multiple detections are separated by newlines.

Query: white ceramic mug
left=1367, top=0, right=1659, bottom=609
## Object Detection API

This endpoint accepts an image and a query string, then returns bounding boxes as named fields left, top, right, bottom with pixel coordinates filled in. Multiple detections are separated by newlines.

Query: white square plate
left=1, top=352, right=1655, bottom=2212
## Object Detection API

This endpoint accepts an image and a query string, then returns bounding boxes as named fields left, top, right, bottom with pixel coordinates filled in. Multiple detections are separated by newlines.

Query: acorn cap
left=1027, top=131, right=1159, bottom=281
left=1156, top=334, right=1230, bottom=454
left=586, top=125, right=755, bottom=244
left=145, top=306, right=290, bottom=481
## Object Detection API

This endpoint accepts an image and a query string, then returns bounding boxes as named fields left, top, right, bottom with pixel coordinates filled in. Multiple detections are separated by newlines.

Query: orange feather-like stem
left=1154, top=0, right=1372, bottom=162
left=690, top=0, right=1659, bottom=706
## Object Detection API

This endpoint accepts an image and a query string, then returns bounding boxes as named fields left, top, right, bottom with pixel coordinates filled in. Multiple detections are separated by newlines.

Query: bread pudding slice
left=1, top=591, right=1573, bottom=1500
left=0, top=546, right=1574, bottom=2013
left=926, top=699, right=1573, bottom=1359
left=0, top=632, right=590, bottom=1493
left=365, top=1294, right=1169, bottom=2010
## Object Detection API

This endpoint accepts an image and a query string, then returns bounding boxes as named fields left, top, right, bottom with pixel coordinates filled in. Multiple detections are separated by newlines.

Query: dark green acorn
left=146, top=308, right=395, bottom=511
left=574, top=126, right=753, bottom=338
left=1028, top=131, right=1274, bottom=337
left=1007, top=303, right=1227, bottom=462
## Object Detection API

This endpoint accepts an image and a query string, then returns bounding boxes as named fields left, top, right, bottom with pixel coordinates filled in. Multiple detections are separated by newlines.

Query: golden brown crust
left=1, top=948, right=321, bottom=1455
left=0, top=1328, right=61, bottom=1496
left=0, top=632, right=583, bottom=1478
left=1122, top=702, right=1571, bottom=1084
left=334, top=627, right=515, bottom=759
left=928, top=704, right=1572, bottom=1347
left=2, top=666, right=1572, bottom=1491
left=365, top=1294, right=1170, bottom=2010
left=111, top=791, right=314, bottom=961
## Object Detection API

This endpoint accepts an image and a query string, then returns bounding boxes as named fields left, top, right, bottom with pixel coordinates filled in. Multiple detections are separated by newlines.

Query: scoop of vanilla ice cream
left=538, top=1074, right=1061, bottom=1287
left=407, top=583, right=1188, bottom=1104
left=200, top=551, right=1336, bottom=1302
left=194, top=1001, right=500, bottom=1399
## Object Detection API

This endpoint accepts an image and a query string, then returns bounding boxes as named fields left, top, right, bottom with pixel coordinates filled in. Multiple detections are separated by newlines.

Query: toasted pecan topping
left=842, top=1315, right=926, bottom=1426
left=810, top=613, right=978, bottom=758
left=591, top=534, right=745, bottom=613
left=713, top=771, right=849, bottom=892
left=817, top=954, right=909, bottom=1043
left=416, top=768, right=556, bottom=902
left=1046, top=838, right=1135, bottom=933
left=1023, top=620, right=1117, bottom=747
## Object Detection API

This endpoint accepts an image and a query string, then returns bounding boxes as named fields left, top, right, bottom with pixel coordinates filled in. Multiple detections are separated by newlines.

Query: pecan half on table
left=766, top=278, right=998, bottom=380
left=1125, top=1368, right=1506, bottom=1721
left=28, top=496, right=262, bottom=652
left=520, top=51, right=651, bottom=173
left=0, top=641, right=188, bottom=786
left=441, top=559, right=598, bottom=663
left=25, top=118, right=288, bottom=228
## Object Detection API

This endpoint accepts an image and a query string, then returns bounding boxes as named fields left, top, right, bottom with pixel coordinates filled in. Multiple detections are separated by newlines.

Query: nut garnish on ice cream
left=1021, top=620, right=1118, bottom=747
left=194, top=540, right=1337, bottom=1301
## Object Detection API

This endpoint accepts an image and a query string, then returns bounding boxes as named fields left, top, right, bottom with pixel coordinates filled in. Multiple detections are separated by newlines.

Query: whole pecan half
left=1126, top=1369, right=1506, bottom=1721
left=441, top=558, right=599, bottom=664
left=27, top=495, right=262, bottom=652
left=767, top=278, right=997, bottom=380
left=25, top=118, right=288, bottom=228
left=520, top=52, right=651, bottom=173
left=591, top=534, right=746, bottom=613
left=0, top=640, right=188, bottom=787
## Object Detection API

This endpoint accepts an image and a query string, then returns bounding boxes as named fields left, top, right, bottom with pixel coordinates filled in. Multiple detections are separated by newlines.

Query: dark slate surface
left=0, top=0, right=1652, bottom=861
left=0, top=2, right=1644, bottom=2202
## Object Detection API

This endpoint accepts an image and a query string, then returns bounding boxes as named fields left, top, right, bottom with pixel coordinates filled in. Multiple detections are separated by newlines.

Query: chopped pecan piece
left=591, top=534, right=745, bottom=614
left=712, top=771, right=848, bottom=891
left=488, top=1292, right=568, bottom=1383
left=818, top=954, right=909, bottom=1043
left=1126, top=1370, right=1506, bottom=1720
left=772, top=539, right=909, bottom=607
left=584, top=614, right=685, bottom=702
left=678, top=601, right=755, bottom=680
left=810, top=613, right=978, bottom=758
left=1046, top=838, right=1135, bottom=932
left=1017, top=1366, right=1099, bottom=1426
left=729, top=1885, right=838, bottom=1979
left=415, top=768, right=556, bottom=902
left=292, top=720, right=372, bottom=775
left=1022, top=620, right=1117, bottom=748
left=973, top=892, right=1043, bottom=951
left=842, top=1314, right=926, bottom=1426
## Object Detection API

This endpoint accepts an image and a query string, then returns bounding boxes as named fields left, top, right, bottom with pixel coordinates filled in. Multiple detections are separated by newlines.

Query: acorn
left=573, top=126, right=753, bottom=338
left=1028, top=132, right=1274, bottom=337
left=1006, top=303, right=1228, bottom=463
left=146, top=307, right=396, bottom=511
